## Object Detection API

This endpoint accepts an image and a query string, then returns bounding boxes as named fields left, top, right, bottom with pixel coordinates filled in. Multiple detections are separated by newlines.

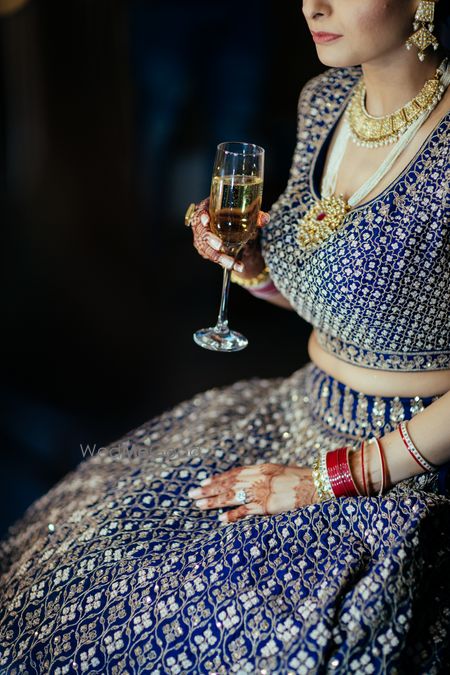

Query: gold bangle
left=230, top=265, right=270, bottom=288
left=312, top=456, right=335, bottom=502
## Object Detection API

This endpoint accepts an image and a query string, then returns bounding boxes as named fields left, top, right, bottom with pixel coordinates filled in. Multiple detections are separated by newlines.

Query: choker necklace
left=346, top=60, right=448, bottom=148
left=297, top=57, right=449, bottom=250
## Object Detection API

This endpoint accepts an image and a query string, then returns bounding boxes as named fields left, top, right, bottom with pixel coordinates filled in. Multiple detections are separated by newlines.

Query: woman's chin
left=315, top=50, right=362, bottom=69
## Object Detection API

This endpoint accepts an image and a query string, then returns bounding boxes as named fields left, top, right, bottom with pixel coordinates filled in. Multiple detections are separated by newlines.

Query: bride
left=1, top=1, right=449, bottom=673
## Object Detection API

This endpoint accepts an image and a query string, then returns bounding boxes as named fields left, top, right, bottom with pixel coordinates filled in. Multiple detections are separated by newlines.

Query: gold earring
left=405, top=0, right=440, bottom=61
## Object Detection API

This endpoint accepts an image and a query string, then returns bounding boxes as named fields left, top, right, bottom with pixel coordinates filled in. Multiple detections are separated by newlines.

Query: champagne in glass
left=193, top=141, right=265, bottom=352
left=209, top=174, right=263, bottom=252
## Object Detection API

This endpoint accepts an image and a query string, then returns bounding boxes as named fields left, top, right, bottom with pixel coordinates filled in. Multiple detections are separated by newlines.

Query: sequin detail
left=1, top=65, right=450, bottom=674
left=261, top=66, right=450, bottom=371
left=310, top=362, right=440, bottom=439
left=0, top=361, right=447, bottom=673
left=315, top=330, right=450, bottom=372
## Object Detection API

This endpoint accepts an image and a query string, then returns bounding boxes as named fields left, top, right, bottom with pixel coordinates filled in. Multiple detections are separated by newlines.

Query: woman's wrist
left=317, top=421, right=437, bottom=500
left=349, top=429, right=428, bottom=495
left=349, top=442, right=384, bottom=495
left=378, top=427, right=428, bottom=486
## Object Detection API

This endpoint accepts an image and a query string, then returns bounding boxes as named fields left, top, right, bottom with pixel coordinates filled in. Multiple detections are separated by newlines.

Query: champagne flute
left=193, top=141, right=265, bottom=352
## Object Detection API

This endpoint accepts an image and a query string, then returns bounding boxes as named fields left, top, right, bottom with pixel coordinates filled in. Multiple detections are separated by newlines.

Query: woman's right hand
left=189, top=197, right=271, bottom=275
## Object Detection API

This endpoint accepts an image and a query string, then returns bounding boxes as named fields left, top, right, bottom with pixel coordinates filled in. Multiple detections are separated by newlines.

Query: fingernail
left=188, top=488, right=202, bottom=498
left=199, top=478, right=211, bottom=486
left=233, top=262, right=244, bottom=273
left=219, top=256, right=234, bottom=270
left=218, top=514, right=227, bottom=522
left=206, top=234, right=222, bottom=251
left=263, top=213, right=271, bottom=223
left=200, top=213, right=209, bottom=226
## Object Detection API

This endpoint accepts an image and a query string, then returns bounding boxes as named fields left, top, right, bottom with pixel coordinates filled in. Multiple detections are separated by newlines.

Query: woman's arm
left=349, top=390, right=450, bottom=494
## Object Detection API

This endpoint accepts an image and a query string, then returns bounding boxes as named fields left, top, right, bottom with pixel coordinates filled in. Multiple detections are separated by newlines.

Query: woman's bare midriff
left=308, top=328, right=450, bottom=398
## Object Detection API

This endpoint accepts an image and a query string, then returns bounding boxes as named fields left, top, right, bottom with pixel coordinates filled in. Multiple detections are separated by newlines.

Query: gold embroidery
left=297, top=194, right=352, bottom=248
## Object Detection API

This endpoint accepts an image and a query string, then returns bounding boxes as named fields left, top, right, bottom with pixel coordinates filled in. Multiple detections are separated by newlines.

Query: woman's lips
left=311, top=31, right=342, bottom=44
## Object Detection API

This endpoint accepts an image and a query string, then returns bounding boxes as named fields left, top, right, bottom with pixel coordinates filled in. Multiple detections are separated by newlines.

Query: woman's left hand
left=187, top=463, right=320, bottom=523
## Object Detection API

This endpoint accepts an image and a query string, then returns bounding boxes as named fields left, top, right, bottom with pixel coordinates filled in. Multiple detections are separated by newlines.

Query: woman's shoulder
left=297, top=65, right=362, bottom=112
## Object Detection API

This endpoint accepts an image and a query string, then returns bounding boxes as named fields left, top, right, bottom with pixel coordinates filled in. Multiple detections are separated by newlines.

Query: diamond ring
left=235, top=489, right=248, bottom=504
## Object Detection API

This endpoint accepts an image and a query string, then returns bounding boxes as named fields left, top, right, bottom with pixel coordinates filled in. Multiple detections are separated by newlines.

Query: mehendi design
left=293, top=472, right=319, bottom=507
left=194, top=463, right=318, bottom=520
left=191, top=198, right=224, bottom=263
left=191, top=198, right=269, bottom=273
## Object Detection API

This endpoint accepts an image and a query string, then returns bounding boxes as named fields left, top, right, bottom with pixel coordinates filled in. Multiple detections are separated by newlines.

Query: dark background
left=0, top=0, right=323, bottom=536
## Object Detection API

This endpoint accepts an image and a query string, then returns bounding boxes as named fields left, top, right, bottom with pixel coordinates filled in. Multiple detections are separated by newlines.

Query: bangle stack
left=312, top=418, right=437, bottom=502
left=326, top=446, right=364, bottom=497
left=397, top=421, right=438, bottom=471
left=312, top=438, right=388, bottom=501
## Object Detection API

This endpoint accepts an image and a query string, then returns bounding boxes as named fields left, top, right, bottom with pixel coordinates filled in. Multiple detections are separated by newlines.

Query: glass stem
left=215, top=266, right=231, bottom=333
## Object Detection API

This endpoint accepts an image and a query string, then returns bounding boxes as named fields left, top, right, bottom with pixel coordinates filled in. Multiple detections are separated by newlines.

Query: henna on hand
left=191, top=198, right=223, bottom=263
left=188, top=462, right=319, bottom=523
left=255, top=463, right=289, bottom=514
left=191, top=197, right=269, bottom=275
left=293, top=472, right=320, bottom=507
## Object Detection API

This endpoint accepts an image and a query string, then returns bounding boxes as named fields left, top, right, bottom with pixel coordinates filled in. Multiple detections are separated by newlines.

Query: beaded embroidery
left=308, top=362, right=440, bottom=439
left=261, top=66, right=450, bottom=371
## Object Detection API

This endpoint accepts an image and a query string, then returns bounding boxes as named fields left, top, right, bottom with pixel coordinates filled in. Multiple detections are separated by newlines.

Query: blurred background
left=0, top=0, right=323, bottom=536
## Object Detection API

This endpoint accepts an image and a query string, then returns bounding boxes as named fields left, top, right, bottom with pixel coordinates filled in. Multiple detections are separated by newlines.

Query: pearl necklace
left=297, top=58, right=450, bottom=250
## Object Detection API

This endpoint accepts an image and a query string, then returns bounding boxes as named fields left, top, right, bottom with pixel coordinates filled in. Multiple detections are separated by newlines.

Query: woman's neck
left=361, top=49, right=445, bottom=116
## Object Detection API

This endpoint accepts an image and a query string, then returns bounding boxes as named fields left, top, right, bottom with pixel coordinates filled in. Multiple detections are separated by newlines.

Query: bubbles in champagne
left=210, top=175, right=263, bottom=253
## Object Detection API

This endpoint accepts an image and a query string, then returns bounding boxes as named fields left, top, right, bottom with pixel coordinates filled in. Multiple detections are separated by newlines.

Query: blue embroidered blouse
left=261, top=65, right=450, bottom=372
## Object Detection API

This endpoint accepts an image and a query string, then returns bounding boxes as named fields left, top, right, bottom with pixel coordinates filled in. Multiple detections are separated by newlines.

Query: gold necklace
left=297, top=195, right=351, bottom=249
left=296, top=59, right=448, bottom=250
left=346, top=61, right=446, bottom=148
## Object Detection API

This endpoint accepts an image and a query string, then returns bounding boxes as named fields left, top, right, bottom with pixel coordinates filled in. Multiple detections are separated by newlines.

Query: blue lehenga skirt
left=1, top=360, right=449, bottom=674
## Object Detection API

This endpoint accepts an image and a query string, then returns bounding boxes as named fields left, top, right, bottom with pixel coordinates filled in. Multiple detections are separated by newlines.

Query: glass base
left=193, top=327, right=248, bottom=352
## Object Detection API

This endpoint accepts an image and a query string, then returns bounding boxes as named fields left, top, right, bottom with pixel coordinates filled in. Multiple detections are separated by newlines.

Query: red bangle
left=326, top=446, right=361, bottom=498
left=331, top=447, right=349, bottom=497
left=339, top=446, right=355, bottom=497
left=326, top=447, right=345, bottom=497
left=346, top=448, right=364, bottom=497
left=361, top=441, right=368, bottom=497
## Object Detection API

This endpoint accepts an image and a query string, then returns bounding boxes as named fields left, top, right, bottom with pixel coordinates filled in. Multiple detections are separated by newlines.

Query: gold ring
left=184, top=202, right=197, bottom=227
